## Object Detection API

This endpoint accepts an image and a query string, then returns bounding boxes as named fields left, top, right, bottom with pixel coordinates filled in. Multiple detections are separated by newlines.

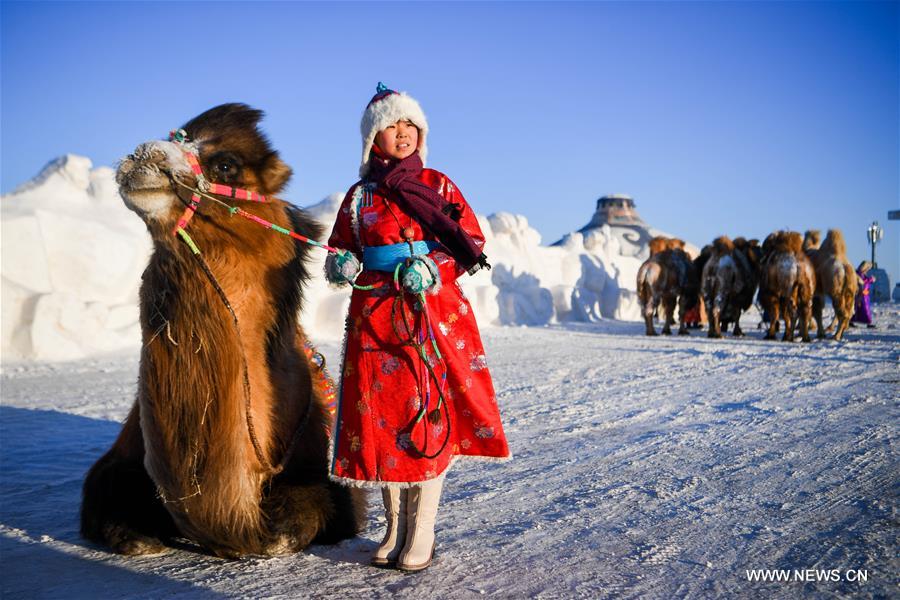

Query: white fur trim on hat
left=359, top=91, right=428, bottom=179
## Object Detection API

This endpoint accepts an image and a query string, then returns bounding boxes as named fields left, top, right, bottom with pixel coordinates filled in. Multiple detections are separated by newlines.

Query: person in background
left=851, top=260, right=876, bottom=328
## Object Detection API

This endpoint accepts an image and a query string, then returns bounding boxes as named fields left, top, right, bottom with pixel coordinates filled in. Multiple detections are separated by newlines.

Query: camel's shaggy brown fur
left=811, top=229, right=857, bottom=341
left=803, top=230, right=821, bottom=254
left=81, top=104, right=364, bottom=558
left=637, top=237, right=699, bottom=336
left=801, top=230, right=833, bottom=333
left=757, top=230, right=816, bottom=342
left=700, top=236, right=760, bottom=338
left=648, top=236, right=669, bottom=257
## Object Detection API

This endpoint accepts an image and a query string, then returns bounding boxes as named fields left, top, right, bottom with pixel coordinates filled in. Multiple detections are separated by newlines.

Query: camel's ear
left=261, top=154, right=292, bottom=195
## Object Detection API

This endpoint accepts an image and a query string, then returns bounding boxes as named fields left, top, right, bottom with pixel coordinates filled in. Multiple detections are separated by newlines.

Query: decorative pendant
left=402, top=226, right=415, bottom=241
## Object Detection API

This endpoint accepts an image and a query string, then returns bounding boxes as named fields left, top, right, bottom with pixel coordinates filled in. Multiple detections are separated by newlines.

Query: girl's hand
left=401, top=255, right=441, bottom=295
left=325, top=249, right=362, bottom=286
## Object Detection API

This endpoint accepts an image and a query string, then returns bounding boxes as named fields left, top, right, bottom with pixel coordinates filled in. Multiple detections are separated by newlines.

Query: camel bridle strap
left=167, top=129, right=340, bottom=254
left=169, top=128, right=269, bottom=236
left=175, top=226, right=313, bottom=476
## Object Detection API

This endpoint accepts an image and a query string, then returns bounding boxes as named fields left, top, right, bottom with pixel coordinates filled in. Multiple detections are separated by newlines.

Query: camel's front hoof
left=112, top=536, right=170, bottom=556
left=646, top=331, right=658, bottom=337
left=662, top=329, right=672, bottom=336
left=708, top=332, right=722, bottom=339
left=263, top=534, right=305, bottom=557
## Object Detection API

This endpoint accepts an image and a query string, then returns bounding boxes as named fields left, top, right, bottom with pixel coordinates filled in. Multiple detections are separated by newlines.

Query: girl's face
left=374, top=120, right=419, bottom=161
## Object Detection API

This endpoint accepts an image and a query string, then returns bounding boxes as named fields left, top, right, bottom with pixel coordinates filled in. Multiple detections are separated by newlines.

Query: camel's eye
left=208, top=152, right=242, bottom=183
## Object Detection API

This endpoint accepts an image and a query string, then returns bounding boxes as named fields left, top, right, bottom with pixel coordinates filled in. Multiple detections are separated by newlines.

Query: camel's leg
left=661, top=296, right=676, bottom=335
left=677, top=295, right=690, bottom=336
left=314, top=482, right=366, bottom=545
left=764, top=302, right=779, bottom=340
left=262, top=480, right=365, bottom=554
left=643, top=297, right=658, bottom=336
left=833, top=294, right=850, bottom=341
left=812, top=295, right=825, bottom=340
left=644, top=313, right=657, bottom=336
left=708, top=298, right=723, bottom=339
left=733, top=315, right=744, bottom=337
left=799, top=299, right=812, bottom=343
left=81, top=404, right=177, bottom=555
left=782, top=299, right=796, bottom=342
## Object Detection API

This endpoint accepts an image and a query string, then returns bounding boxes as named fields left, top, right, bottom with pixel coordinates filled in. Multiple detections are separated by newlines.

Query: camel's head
left=745, top=239, right=762, bottom=268
left=665, top=238, right=686, bottom=252
left=117, top=103, right=292, bottom=227
left=648, top=236, right=669, bottom=257
left=802, top=229, right=821, bottom=252
left=711, top=235, right=735, bottom=257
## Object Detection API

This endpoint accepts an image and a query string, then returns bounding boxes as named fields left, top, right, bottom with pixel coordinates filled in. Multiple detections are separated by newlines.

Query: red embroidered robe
left=327, top=169, right=510, bottom=486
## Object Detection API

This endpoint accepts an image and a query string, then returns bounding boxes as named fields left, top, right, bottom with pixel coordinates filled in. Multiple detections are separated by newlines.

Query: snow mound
left=3, top=156, right=678, bottom=362
left=2, top=156, right=151, bottom=361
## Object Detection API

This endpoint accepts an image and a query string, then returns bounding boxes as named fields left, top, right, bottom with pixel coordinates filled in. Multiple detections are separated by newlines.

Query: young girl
left=324, top=83, right=510, bottom=572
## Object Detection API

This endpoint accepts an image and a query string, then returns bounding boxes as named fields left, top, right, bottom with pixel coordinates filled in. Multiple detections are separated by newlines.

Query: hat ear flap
left=261, top=154, right=292, bottom=194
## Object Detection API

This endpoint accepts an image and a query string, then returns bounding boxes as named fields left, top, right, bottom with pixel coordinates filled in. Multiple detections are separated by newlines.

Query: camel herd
left=637, top=229, right=858, bottom=342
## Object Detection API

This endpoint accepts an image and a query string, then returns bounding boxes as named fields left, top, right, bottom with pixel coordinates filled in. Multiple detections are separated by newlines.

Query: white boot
left=397, top=475, right=444, bottom=572
left=371, top=487, right=408, bottom=567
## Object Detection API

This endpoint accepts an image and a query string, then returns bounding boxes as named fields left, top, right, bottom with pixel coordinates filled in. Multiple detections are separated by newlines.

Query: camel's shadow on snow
left=0, top=405, right=224, bottom=596
left=0, top=406, right=115, bottom=542
left=0, top=535, right=222, bottom=598
left=0, top=405, right=381, bottom=579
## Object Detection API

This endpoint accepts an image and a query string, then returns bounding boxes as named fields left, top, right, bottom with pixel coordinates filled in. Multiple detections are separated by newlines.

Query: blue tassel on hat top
left=369, top=82, right=398, bottom=106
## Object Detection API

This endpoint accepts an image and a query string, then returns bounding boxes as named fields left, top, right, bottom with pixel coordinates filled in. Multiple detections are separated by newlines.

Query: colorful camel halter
left=167, top=128, right=339, bottom=255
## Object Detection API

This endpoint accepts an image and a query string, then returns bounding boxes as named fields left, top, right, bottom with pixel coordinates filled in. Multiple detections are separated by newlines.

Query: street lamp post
left=866, top=221, right=883, bottom=267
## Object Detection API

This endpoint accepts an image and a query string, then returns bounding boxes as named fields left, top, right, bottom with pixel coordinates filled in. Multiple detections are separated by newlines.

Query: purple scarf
left=366, top=152, right=487, bottom=272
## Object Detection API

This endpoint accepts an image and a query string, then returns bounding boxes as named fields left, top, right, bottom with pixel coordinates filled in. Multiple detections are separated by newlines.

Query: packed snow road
left=2, top=308, right=897, bottom=599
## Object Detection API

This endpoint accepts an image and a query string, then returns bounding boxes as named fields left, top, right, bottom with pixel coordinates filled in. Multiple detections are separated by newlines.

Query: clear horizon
left=2, top=1, right=898, bottom=280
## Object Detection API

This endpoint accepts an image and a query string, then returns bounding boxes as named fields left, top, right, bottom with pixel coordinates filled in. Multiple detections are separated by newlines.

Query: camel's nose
left=130, top=142, right=169, bottom=166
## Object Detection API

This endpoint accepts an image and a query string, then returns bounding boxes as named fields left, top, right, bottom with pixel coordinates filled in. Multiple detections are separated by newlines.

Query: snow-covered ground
left=2, top=307, right=897, bottom=599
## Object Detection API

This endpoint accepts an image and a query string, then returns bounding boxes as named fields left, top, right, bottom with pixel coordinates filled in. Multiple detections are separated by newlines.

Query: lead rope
left=382, top=199, right=453, bottom=458
left=175, top=227, right=311, bottom=476
left=390, top=263, right=452, bottom=459
left=172, top=180, right=378, bottom=292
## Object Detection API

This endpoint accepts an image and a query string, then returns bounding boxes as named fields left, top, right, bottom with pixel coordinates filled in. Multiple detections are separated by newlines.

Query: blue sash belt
left=363, top=241, right=440, bottom=272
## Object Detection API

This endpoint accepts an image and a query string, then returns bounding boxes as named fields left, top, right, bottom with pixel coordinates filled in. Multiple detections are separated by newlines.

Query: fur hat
left=359, top=82, right=428, bottom=178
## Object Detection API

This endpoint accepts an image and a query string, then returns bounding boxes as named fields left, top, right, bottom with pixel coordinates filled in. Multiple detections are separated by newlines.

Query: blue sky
left=2, top=1, right=898, bottom=280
